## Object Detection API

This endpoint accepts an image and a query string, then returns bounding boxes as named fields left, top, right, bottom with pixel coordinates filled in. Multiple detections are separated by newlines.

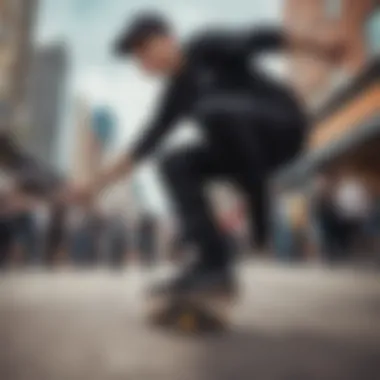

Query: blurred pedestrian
left=137, top=213, right=157, bottom=267
left=45, top=201, right=69, bottom=267
left=334, top=176, right=370, bottom=257
left=0, top=191, right=14, bottom=269
left=103, top=210, right=131, bottom=269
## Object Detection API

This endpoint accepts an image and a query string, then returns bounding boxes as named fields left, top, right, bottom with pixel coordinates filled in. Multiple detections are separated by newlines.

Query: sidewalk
left=0, top=262, right=379, bottom=380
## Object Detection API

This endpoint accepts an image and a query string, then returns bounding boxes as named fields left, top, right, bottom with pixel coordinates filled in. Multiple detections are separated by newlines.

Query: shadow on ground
left=193, top=328, right=380, bottom=380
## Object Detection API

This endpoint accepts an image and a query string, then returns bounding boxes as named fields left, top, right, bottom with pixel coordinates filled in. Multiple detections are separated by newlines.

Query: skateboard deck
left=146, top=291, right=235, bottom=333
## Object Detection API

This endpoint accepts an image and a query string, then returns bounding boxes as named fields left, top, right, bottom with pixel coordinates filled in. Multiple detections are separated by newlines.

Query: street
left=0, top=262, right=380, bottom=380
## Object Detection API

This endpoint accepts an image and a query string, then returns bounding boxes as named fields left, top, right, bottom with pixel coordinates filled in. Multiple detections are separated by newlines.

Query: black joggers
left=161, top=92, right=306, bottom=270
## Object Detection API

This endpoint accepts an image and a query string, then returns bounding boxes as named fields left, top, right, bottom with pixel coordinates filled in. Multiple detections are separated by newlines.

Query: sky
left=35, top=0, right=283, bottom=215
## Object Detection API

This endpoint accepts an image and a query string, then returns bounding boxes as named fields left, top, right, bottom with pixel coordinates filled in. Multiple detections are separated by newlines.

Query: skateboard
left=146, top=290, right=236, bottom=333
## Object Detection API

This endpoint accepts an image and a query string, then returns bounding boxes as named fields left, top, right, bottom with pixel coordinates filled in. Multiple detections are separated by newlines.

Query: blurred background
left=1, top=0, right=380, bottom=270
left=1, top=2, right=380, bottom=380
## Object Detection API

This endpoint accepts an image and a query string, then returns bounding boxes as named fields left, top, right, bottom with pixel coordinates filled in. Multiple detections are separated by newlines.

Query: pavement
left=0, top=262, right=380, bottom=380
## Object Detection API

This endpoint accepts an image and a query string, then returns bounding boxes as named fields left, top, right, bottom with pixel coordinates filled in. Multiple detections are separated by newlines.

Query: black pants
left=0, top=219, right=13, bottom=268
left=161, top=93, right=306, bottom=269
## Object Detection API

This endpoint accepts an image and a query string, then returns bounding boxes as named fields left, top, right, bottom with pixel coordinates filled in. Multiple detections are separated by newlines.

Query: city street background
left=1, top=1, right=380, bottom=379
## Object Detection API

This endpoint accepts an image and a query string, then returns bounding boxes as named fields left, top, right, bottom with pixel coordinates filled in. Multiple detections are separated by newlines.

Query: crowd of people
left=0, top=178, right=160, bottom=270
left=2, top=168, right=379, bottom=271
left=272, top=171, right=380, bottom=264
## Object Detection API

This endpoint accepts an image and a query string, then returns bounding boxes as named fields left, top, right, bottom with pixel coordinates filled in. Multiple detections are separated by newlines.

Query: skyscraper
left=0, top=0, right=38, bottom=130
left=26, top=43, right=69, bottom=168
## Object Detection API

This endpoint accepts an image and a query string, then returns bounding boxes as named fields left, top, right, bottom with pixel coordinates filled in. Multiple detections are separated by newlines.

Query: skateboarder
left=65, top=12, right=345, bottom=297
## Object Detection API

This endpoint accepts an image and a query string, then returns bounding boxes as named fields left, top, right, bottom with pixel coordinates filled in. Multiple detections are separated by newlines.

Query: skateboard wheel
left=178, top=312, right=197, bottom=332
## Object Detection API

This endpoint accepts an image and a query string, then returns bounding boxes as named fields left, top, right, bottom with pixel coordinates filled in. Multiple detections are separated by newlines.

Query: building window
left=325, top=0, right=342, bottom=19
left=366, top=8, right=380, bottom=57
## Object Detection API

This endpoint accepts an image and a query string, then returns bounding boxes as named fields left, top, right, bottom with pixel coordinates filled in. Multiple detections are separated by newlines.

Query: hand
left=58, top=181, right=96, bottom=206
left=56, top=153, right=134, bottom=205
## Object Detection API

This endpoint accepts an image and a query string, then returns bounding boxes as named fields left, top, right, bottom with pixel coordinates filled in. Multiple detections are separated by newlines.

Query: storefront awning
left=273, top=58, right=380, bottom=190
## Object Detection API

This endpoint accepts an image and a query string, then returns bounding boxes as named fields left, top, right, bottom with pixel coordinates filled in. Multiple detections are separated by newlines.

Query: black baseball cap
left=114, top=12, right=171, bottom=56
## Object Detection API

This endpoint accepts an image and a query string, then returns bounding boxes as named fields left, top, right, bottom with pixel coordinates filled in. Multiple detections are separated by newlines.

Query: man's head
left=115, top=12, right=182, bottom=76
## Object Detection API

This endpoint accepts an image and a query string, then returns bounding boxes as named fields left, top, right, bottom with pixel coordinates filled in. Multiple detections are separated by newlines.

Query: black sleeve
left=190, top=27, right=285, bottom=62
left=131, top=78, right=187, bottom=161
left=246, top=27, right=285, bottom=53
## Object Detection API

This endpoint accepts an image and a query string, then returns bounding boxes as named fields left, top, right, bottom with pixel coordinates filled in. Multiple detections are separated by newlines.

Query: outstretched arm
left=245, top=27, right=346, bottom=62
left=67, top=77, right=188, bottom=200
left=193, top=26, right=346, bottom=64
left=285, top=30, right=346, bottom=63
